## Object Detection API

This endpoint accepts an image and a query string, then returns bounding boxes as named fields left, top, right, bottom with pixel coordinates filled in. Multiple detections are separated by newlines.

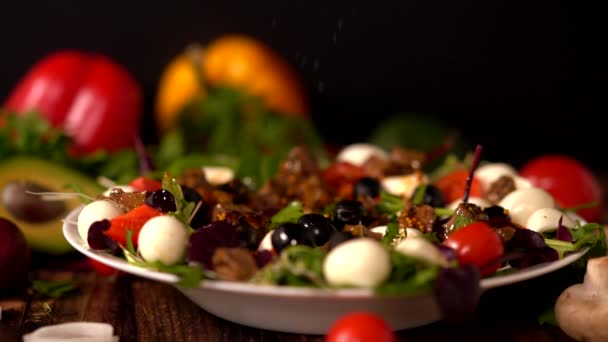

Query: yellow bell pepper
left=155, top=34, right=309, bottom=134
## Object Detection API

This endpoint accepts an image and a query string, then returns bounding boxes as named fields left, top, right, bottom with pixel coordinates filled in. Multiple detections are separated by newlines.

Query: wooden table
left=0, top=251, right=582, bottom=342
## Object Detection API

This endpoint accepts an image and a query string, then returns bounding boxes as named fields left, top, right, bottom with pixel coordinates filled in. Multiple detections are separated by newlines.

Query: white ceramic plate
left=63, top=207, right=588, bottom=334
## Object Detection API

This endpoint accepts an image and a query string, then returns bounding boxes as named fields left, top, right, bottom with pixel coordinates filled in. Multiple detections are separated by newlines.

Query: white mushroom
left=526, top=208, right=576, bottom=233
left=498, top=187, right=555, bottom=226
left=555, top=256, right=608, bottom=342
left=77, top=200, right=124, bottom=244
left=335, top=143, right=389, bottom=166
left=323, top=238, right=390, bottom=288
left=394, top=237, right=448, bottom=267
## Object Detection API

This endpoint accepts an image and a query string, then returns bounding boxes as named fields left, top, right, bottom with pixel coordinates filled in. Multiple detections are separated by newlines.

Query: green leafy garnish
left=161, top=172, right=195, bottom=225
left=31, top=280, right=78, bottom=298
left=376, top=191, right=405, bottom=218
left=434, top=207, right=454, bottom=217
left=127, top=259, right=207, bottom=288
left=411, top=184, right=427, bottom=205
left=269, top=201, right=304, bottom=230
left=380, top=222, right=400, bottom=246
left=545, top=223, right=606, bottom=258
left=375, top=251, right=438, bottom=296
left=454, top=214, right=475, bottom=230
left=251, top=245, right=327, bottom=287
left=126, top=229, right=136, bottom=255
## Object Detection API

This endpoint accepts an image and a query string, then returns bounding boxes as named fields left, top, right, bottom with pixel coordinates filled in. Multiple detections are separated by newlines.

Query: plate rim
left=63, top=206, right=588, bottom=296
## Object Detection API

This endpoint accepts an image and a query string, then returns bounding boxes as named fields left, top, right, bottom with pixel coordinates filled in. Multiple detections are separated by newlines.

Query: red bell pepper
left=3, top=50, right=142, bottom=154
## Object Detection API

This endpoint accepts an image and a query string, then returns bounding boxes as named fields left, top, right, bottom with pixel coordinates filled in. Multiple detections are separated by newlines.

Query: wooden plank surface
left=0, top=258, right=578, bottom=342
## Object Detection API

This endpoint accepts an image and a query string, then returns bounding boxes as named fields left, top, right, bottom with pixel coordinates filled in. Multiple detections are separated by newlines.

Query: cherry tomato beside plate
left=443, top=221, right=504, bottom=276
left=519, top=155, right=603, bottom=222
left=326, top=312, right=396, bottom=342
left=433, top=169, right=484, bottom=204
left=89, top=258, right=118, bottom=277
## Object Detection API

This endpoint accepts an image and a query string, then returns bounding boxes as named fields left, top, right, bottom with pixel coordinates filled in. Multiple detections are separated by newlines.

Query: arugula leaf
left=251, top=245, right=327, bottom=287
left=380, top=222, right=400, bottom=246
left=544, top=223, right=606, bottom=258
left=411, top=184, right=427, bottom=205
left=375, top=191, right=405, bottom=218
left=126, top=229, right=136, bottom=256
left=161, top=172, right=195, bottom=225
left=126, top=259, right=207, bottom=288
left=454, top=214, right=475, bottom=230
left=31, top=280, right=77, bottom=298
left=375, top=251, right=439, bottom=296
left=269, top=201, right=304, bottom=230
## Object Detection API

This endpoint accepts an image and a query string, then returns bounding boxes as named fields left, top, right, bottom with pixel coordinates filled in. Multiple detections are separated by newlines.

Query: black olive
left=327, top=231, right=355, bottom=251
left=145, top=189, right=177, bottom=212
left=353, top=177, right=381, bottom=199
left=411, top=184, right=446, bottom=208
left=298, top=213, right=337, bottom=246
left=180, top=185, right=210, bottom=229
left=271, top=223, right=314, bottom=253
left=333, top=200, right=365, bottom=228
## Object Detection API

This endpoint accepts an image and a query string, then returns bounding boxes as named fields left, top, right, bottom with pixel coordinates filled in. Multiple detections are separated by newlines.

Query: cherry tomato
left=433, top=169, right=484, bottom=204
left=326, top=312, right=396, bottom=342
left=520, top=155, right=603, bottom=222
left=321, top=161, right=369, bottom=199
left=89, top=258, right=118, bottom=277
left=129, top=176, right=163, bottom=192
left=443, top=221, right=504, bottom=276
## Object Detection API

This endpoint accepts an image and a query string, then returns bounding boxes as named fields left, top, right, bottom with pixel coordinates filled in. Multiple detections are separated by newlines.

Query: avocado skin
left=0, top=157, right=103, bottom=254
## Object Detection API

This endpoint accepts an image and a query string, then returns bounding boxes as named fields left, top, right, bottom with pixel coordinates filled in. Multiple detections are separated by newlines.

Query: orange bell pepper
left=155, top=34, right=309, bottom=134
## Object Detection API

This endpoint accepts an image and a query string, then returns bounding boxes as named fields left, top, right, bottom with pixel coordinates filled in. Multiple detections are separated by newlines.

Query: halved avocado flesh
left=0, top=157, right=103, bottom=254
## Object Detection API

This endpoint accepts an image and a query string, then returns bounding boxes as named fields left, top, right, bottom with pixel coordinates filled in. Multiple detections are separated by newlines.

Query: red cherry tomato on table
left=89, top=258, right=118, bottom=277
left=433, top=169, right=484, bottom=204
left=520, top=155, right=603, bottom=222
left=443, top=221, right=504, bottom=276
left=326, top=312, right=396, bottom=342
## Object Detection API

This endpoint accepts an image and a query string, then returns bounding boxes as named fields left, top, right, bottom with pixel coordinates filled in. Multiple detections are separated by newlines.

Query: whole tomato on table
left=3, top=50, right=143, bottom=154
left=520, top=155, right=603, bottom=222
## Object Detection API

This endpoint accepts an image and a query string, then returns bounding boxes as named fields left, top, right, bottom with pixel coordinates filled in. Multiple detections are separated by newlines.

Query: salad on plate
left=61, top=142, right=606, bottom=320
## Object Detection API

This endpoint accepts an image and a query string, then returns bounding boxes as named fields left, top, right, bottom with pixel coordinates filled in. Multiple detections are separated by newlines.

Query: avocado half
left=0, top=156, right=103, bottom=254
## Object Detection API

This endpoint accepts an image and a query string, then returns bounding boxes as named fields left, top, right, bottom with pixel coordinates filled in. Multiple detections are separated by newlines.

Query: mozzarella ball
left=138, top=215, right=189, bottom=265
left=382, top=173, right=428, bottom=197
left=512, top=176, right=533, bottom=190
left=77, top=200, right=124, bottom=244
left=258, top=230, right=274, bottom=251
left=476, top=163, right=519, bottom=191
left=447, top=197, right=491, bottom=211
left=395, top=237, right=448, bottom=267
left=202, top=166, right=234, bottom=186
left=102, top=185, right=136, bottom=197
left=526, top=208, right=576, bottom=233
left=499, top=188, right=556, bottom=226
left=323, top=238, right=390, bottom=288
left=336, top=143, right=388, bottom=166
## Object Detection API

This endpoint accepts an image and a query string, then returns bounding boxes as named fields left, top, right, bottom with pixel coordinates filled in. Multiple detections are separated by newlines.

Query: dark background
left=0, top=1, right=605, bottom=169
